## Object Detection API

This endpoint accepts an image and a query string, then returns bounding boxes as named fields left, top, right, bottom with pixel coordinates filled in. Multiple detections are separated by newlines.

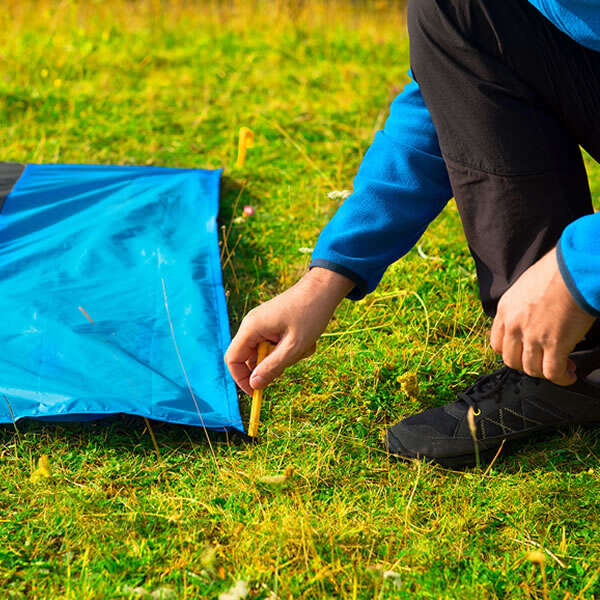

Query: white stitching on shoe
left=485, top=413, right=516, bottom=435
left=504, top=406, right=543, bottom=427
left=500, top=409, right=507, bottom=435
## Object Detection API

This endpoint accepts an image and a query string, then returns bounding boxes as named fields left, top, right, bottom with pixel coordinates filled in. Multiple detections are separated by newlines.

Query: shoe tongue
left=476, top=367, right=518, bottom=394
left=454, top=368, right=515, bottom=412
left=479, top=372, right=504, bottom=393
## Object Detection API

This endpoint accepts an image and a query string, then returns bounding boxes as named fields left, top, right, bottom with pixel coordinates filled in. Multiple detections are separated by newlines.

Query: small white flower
left=383, top=570, right=402, bottom=588
left=151, top=587, right=177, bottom=600
left=416, top=244, right=442, bottom=262
left=298, top=247, right=314, bottom=254
left=219, top=581, right=249, bottom=600
left=327, top=190, right=351, bottom=200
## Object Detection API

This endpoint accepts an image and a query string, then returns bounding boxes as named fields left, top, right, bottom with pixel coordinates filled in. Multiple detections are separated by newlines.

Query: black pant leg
left=406, top=0, right=597, bottom=319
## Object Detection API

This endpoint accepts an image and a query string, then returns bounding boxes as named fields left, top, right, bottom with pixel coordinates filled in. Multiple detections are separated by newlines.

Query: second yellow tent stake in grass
left=248, top=341, right=273, bottom=438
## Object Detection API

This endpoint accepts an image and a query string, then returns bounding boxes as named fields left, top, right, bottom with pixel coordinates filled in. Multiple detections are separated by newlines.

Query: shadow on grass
left=0, top=415, right=253, bottom=457
left=218, top=175, right=279, bottom=327
left=492, top=426, right=600, bottom=474
left=218, top=175, right=280, bottom=426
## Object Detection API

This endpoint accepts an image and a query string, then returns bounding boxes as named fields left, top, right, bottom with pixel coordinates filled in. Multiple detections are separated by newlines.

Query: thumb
left=249, top=336, right=299, bottom=390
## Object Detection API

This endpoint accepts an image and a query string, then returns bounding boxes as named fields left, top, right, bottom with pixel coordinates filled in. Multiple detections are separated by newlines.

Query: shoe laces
left=457, top=366, right=521, bottom=414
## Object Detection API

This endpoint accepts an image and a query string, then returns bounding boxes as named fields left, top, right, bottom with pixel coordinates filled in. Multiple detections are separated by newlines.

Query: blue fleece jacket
left=310, top=1, right=600, bottom=317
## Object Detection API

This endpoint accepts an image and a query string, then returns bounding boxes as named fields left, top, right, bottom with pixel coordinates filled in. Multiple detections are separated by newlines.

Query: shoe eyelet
left=472, top=408, right=481, bottom=416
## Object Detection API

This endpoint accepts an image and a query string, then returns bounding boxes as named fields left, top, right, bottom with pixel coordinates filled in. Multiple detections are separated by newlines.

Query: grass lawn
left=1, top=1, right=600, bottom=598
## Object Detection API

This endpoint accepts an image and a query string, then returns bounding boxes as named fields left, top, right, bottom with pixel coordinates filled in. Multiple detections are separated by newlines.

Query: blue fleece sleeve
left=309, top=73, right=453, bottom=300
left=556, top=212, right=600, bottom=317
left=527, top=0, right=600, bottom=53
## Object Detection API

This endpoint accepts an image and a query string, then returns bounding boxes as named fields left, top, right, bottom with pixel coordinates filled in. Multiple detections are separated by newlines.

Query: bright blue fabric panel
left=0, top=163, right=242, bottom=432
left=528, top=0, right=600, bottom=52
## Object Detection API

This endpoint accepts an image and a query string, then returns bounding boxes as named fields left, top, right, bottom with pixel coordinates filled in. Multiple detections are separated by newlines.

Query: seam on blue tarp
left=207, top=172, right=228, bottom=425
left=13, top=409, right=233, bottom=432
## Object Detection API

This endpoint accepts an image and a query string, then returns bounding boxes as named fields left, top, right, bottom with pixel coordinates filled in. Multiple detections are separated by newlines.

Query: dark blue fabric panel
left=0, top=163, right=242, bottom=432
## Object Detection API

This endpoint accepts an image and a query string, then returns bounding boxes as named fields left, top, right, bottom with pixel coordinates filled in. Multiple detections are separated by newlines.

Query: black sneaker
left=385, top=364, right=600, bottom=469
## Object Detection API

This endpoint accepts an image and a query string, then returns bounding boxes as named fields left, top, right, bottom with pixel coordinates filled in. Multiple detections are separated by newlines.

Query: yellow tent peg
left=236, top=127, right=255, bottom=168
left=248, top=341, right=273, bottom=438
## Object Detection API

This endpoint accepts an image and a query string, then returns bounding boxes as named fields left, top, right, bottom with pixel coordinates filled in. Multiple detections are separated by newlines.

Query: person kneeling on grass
left=226, top=0, right=600, bottom=468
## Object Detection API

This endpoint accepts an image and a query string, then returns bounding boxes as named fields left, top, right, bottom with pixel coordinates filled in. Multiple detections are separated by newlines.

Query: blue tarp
left=0, top=163, right=243, bottom=432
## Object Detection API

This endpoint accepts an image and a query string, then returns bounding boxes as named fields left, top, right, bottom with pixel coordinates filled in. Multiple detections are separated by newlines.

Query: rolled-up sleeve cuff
left=556, top=241, right=600, bottom=317
left=308, top=259, right=368, bottom=301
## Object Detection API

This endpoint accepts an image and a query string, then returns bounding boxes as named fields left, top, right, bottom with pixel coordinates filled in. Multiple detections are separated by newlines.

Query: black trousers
left=407, top=0, right=600, bottom=344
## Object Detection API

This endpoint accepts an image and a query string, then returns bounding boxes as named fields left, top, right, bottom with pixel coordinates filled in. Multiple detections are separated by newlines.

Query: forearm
left=310, top=73, right=452, bottom=300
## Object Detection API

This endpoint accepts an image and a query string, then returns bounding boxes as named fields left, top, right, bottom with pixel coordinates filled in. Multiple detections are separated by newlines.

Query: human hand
left=225, top=267, right=355, bottom=394
left=490, top=247, right=595, bottom=385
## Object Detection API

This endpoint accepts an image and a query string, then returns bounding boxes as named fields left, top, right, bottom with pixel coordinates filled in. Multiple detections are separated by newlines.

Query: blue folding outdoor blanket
left=0, top=162, right=243, bottom=432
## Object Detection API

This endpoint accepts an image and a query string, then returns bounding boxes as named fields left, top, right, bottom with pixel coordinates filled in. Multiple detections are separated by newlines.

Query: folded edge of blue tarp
left=0, top=162, right=243, bottom=433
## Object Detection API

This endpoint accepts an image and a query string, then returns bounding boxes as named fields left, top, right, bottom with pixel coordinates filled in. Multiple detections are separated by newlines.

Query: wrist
left=301, top=266, right=355, bottom=302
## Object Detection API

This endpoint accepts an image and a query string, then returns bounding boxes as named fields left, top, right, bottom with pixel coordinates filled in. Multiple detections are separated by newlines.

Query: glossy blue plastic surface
left=0, top=164, right=242, bottom=432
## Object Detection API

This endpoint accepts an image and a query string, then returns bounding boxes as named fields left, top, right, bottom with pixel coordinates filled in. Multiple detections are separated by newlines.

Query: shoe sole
left=385, top=421, right=600, bottom=469
left=385, top=434, right=499, bottom=469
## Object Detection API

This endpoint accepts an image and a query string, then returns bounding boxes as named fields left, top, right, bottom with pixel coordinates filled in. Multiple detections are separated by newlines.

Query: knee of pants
left=407, top=0, right=468, bottom=79
left=407, top=0, right=445, bottom=44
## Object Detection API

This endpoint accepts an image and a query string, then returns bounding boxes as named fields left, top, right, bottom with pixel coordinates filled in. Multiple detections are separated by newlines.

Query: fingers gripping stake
left=248, top=341, right=273, bottom=438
